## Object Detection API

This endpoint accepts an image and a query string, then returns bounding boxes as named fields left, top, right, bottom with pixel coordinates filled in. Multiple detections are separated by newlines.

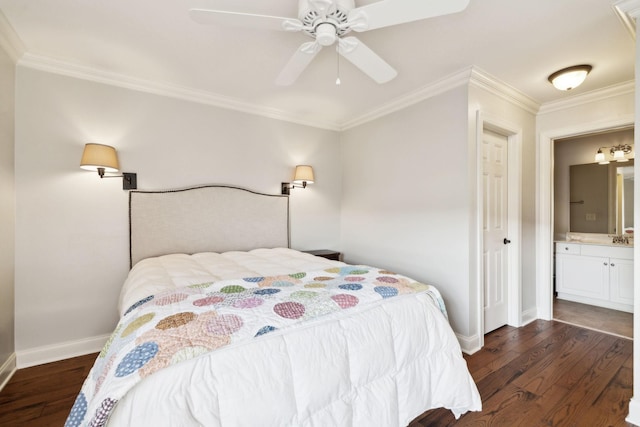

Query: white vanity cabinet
left=555, top=242, right=633, bottom=313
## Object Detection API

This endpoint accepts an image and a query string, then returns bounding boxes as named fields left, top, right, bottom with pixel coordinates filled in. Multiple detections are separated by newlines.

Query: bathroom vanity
left=555, top=240, right=633, bottom=313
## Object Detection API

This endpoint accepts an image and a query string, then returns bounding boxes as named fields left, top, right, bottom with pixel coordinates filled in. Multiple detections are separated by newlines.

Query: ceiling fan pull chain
left=336, top=45, right=341, bottom=85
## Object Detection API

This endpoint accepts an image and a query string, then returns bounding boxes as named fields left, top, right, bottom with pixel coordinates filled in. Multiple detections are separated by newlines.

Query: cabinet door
left=610, top=257, right=634, bottom=305
left=556, top=254, right=609, bottom=300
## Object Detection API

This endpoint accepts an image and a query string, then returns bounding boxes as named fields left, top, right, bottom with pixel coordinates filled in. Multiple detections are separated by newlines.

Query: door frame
left=476, top=111, right=522, bottom=348
left=536, top=116, right=634, bottom=321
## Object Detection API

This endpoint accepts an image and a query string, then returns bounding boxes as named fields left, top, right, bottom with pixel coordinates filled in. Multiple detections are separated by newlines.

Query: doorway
left=476, top=112, right=522, bottom=344
left=536, top=116, right=634, bottom=326
left=551, top=128, right=634, bottom=337
left=482, top=129, right=510, bottom=333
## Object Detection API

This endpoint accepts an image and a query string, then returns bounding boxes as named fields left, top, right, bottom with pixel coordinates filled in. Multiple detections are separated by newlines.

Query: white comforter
left=91, top=248, right=481, bottom=426
left=119, top=248, right=348, bottom=316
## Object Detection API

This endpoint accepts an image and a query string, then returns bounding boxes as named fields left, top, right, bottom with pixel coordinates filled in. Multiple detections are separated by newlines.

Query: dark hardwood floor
left=0, top=352, right=97, bottom=426
left=413, top=320, right=633, bottom=426
left=0, top=320, right=633, bottom=426
left=554, top=297, right=633, bottom=339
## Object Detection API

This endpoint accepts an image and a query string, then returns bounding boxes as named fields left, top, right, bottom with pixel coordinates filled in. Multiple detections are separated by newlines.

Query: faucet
left=612, top=235, right=630, bottom=245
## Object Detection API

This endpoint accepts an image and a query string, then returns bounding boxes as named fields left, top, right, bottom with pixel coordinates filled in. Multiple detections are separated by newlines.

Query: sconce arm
left=281, top=181, right=308, bottom=195
left=96, top=170, right=137, bottom=190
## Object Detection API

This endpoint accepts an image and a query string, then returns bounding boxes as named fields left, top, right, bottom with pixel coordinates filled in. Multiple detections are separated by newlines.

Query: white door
left=483, top=129, right=509, bottom=333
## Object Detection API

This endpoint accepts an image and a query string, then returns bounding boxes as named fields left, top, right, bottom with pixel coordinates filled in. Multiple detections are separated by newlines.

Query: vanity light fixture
left=281, top=165, right=314, bottom=195
left=594, top=148, right=607, bottom=164
left=548, top=65, right=592, bottom=91
left=80, top=143, right=137, bottom=190
left=594, top=144, right=633, bottom=165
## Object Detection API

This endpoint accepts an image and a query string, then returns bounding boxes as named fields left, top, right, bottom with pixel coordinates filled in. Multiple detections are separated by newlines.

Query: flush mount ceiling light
left=548, top=65, right=592, bottom=91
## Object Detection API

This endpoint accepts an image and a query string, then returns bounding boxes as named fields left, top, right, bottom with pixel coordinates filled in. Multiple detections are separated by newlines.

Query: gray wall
left=340, top=87, right=471, bottom=336
left=13, top=67, right=342, bottom=362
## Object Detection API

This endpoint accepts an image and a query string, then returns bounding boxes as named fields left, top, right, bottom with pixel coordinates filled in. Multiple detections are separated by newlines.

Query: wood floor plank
left=465, top=350, right=520, bottom=382
left=554, top=297, right=633, bottom=339
left=0, top=353, right=97, bottom=426
left=542, top=337, right=633, bottom=426
left=513, top=327, right=608, bottom=395
left=474, top=322, right=580, bottom=402
left=414, top=321, right=634, bottom=427
left=456, top=383, right=540, bottom=427
left=579, top=365, right=633, bottom=427
left=482, top=320, right=556, bottom=356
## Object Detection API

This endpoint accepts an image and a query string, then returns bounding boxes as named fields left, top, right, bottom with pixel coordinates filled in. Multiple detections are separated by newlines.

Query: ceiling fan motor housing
left=299, top=0, right=354, bottom=41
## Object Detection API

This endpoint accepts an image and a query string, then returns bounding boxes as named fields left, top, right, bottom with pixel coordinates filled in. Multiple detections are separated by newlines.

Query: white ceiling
left=0, top=0, right=635, bottom=129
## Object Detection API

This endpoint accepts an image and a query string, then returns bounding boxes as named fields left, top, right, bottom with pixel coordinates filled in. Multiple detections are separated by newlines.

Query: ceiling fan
left=189, top=0, right=470, bottom=86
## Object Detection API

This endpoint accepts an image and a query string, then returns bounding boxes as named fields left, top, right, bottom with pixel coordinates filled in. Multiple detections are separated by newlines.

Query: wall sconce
left=281, top=165, right=314, bottom=195
left=80, top=143, right=137, bottom=190
left=548, top=65, right=592, bottom=91
left=594, top=144, right=633, bottom=165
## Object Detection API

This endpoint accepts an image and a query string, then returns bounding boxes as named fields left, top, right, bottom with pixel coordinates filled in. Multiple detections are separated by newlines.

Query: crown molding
left=341, top=66, right=540, bottom=130
left=339, top=68, right=473, bottom=130
left=18, top=53, right=342, bottom=131
left=537, top=80, right=635, bottom=115
left=18, top=51, right=626, bottom=132
left=614, top=0, right=640, bottom=38
left=0, top=9, right=25, bottom=63
left=468, top=67, right=540, bottom=114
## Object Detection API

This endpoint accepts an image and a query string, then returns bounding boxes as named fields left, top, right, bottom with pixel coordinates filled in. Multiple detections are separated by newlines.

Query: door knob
left=503, top=238, right=511, bottom=245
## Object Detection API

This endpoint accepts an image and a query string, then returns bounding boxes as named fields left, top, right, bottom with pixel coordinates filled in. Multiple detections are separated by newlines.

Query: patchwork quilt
left=65, top=265, right=477, bottom=427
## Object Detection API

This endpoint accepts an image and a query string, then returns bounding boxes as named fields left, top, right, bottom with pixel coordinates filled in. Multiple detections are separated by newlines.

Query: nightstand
left=303, top=249, right=341, bottom=261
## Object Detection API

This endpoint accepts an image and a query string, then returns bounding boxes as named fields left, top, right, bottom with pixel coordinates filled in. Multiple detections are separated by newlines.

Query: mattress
left=68, top=248, right=481, bottom=426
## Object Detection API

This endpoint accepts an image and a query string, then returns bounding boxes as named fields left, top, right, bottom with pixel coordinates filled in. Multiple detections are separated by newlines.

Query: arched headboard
left=129, top=185, right=290, bottom=267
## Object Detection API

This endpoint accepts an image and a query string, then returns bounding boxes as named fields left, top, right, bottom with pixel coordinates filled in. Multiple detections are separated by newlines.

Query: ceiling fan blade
left=276, top=42, right=322, bottom=86
left=348, top=0, right=470, bottom=32
left=189, top=8, right=302, bottom=32
left=338, top=37, right=397, bottom=84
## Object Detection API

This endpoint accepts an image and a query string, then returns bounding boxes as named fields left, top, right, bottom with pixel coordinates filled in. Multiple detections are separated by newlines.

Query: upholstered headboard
left=129, top=185, right=290, bottom=267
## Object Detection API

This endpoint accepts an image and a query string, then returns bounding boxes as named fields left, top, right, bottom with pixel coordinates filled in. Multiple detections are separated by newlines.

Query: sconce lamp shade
left=293, top=165, right=314, bottom=185
left=80, top=143, right=119, bottom=173
left=548, top=65, right=592, bottom=91
left=594, top=149, right=607, bottom=164
left=613, top=149, right=628, bottom=162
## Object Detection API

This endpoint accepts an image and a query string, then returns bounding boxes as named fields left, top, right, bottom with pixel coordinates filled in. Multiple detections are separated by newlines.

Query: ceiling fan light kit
left=315, top=22, right=338, bottom=46
left=190, top=0, right=470, bottom=86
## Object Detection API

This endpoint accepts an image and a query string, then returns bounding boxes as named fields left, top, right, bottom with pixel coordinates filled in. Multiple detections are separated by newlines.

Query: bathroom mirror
left=569, top=160, right=634, bottom=234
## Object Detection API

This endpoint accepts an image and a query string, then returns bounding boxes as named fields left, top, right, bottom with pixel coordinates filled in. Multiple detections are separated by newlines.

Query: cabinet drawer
left=555, top=243, right=580, bottom=255
left=580, top=244, right=633, bottom=260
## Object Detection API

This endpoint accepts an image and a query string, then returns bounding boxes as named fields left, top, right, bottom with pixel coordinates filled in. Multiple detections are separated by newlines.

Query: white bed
left=65, top=185, right=481, bottom=427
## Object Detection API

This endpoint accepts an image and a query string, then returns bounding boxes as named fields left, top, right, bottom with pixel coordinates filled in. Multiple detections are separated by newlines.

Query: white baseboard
left=456, top=309, right=539, bottom=355
left=521, top=307, right=538, bottom=326
left=456, top=332, right=482, bottom=355
left=0, top=352, right=16, bottom=392
left=16, top=334, right=110, bottom=369
left=627, top=397, right=640, bottom=426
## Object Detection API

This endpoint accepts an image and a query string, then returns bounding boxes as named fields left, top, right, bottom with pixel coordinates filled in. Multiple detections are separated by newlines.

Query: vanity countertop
left=557, top=232, right=633, bottom=247
left=555, top=239, right=633, bottom=248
